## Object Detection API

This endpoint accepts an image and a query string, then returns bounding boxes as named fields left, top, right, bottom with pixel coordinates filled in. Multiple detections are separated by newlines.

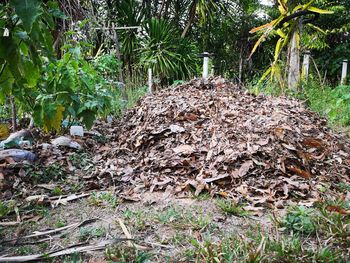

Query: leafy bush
left=0, top=1, right=117, bottom=131
left=33, top=41, right=113, bottom=130
left=140, top=18, right=199, bottom=87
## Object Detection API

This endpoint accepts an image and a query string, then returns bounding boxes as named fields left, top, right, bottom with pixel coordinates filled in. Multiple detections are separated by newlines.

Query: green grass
left=304, top=84, right=350, bottom=127
left=88, top=191, right=118, bottom=208
left=216, top=199, right=250, bottom=217
left=105, top=246, right=152, bottom=263
left=250, top=78, right=350, bottom=131
left=78, top=227, right=106, bottom=242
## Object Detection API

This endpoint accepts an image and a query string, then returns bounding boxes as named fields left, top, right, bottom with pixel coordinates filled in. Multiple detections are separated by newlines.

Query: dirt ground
left=1, top=190, right=278, bottom=262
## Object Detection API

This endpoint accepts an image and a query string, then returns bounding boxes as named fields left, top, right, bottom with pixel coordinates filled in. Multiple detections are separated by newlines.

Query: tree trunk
left=10, top=96, right=16, bottom=132
left=238, top=43, right=244, bottom=83
left=288, top=30, right=300, bottom=90
left=181, top=0, right=196, bottom=38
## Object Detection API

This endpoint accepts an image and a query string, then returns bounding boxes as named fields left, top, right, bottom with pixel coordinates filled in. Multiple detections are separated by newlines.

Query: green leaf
left=258, top=67, right=272, bottom=84
left=0, top=66, right=14, bottom=101
left=10, top=0, right=41, bottom=33
left=79, top=109, right=96, bottom=130
left=9, top=0, right=41, bottom=33
left=307, top=6, right=334, bottom=14
left=274, top=38, right=284, bottom=62
left=42, top=104, right=65, bottom=132
left=22, top=59, right=39, bottom=87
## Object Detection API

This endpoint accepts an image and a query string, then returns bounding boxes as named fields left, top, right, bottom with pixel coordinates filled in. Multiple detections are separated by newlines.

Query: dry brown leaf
left=326, top=205, right=350, bottom=215
left=173, top=145, right=195, bottom=155
left=287, top=165, right=312, bottom=179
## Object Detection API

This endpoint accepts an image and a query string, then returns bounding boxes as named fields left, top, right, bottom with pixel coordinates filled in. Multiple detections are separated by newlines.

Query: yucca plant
left=140, top=18, right=199, bottom=87
left=249, top=0, right=333, bottom=90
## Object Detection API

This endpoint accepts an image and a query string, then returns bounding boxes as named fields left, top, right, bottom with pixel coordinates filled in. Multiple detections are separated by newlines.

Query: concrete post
left=3, top=28, right=9, bottom=37
left=302, top=50, right=310, bottom=80
left=341, top=59, right=348, bottom=86
left=148, top=68, right=152, bottom=93
left=202, top=52, right=209, bottom=80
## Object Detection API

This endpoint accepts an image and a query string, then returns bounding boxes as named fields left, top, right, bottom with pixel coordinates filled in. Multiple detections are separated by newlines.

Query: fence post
left=341, top=59, right=348, bottom=86
left=302, top=50, right=310, bottom=81
left=202, top=52, right=209, bottom=80
left=148, top=68, right=152, bottom=93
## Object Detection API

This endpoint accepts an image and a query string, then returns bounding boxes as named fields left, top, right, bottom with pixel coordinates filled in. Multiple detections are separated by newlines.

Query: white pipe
left=202, top=54, right=209, bottom=80
left=302, top=52, right=310, bottom=80
left=341, top=59, right=348, bottom=86
left=148, top=68, right=152, bottom=93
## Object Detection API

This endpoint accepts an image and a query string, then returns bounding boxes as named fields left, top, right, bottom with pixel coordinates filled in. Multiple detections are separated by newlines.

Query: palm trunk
left=288, top=30, right=300, bottom=90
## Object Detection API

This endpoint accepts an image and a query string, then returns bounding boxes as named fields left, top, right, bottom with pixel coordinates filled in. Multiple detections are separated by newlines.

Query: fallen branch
left=0, top=238, right=130, bottom=262
left=0, top=218, right=99, bottom=245
left=116, top=218, right=149, bottom=250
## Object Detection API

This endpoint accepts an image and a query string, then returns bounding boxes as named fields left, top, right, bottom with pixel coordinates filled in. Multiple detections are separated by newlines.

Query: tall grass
left=249, top=76, right=350, bottom=133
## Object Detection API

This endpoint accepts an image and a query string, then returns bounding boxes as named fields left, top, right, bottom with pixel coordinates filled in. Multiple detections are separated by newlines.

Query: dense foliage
left=0, top=0, right=349, bottom=131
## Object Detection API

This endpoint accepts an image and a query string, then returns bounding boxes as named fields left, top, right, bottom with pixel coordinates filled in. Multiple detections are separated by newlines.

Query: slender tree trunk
left=288, top=30, right=300, bottom=90
left=181, top=0, right=196, bottom=38
left=158, top=0, right=166, bottom=18
left=10, top=96, right=16, bottom=132
left=238, top=43, right=244, bottom=83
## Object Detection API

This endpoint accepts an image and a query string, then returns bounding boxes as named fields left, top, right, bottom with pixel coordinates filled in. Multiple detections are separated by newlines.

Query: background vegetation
left=0, top=0, right=349, bottom=131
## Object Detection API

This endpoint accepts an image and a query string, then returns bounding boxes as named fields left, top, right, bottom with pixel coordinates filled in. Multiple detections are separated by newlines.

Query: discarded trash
left=107, top=115, right=113, bottom=124
left=51, top=136, right=82, bottom=149
left=0, top=129, right=32, bottom=149
left=70, top=125, right=84, bottom=137
left=0, top=149, right=36, bottom=162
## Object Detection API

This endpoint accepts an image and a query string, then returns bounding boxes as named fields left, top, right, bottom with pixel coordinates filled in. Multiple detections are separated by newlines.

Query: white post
left=341, top=59, right=348, bottom=86
left=148, top=68, right=152, bottom=93
left=202, top=52, right=209, bottom=80
left=302, top=51, right=310, bottom=80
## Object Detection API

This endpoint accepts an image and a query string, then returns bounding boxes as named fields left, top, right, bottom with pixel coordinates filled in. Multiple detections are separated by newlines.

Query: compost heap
left=103, top=77, right=350, bottom=207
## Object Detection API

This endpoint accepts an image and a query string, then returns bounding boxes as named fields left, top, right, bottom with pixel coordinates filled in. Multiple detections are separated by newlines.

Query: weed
left=16, top=246, right=34, bottom=255
left=94, top=134, right=108, bottom=144
left=62, top=253, right=83, bottom=263
left=105, top=245, right=152, bottom=263
left=181, top=210, right=215, bottom=231
left=155, top=206, right=181, bottom=224
left=51, top=186, right=64, bottom=196
left=281, top=206, right=316, bottom=235
left=316, top=202, right=350, bottom=248
left=68, top=152, right=91, bottom=169
left=78, top=227, right=106, bottom=242
left=25, top=204, right=50, bottom=218
left=338, top=182, right=350, bottom=192
left=171, top=232, right=190, bottom=246
left=55, top=220, right=66, bottom=228
left=0, top=200, right=16, bottom=217
left=38, top=242, right=49, bottom=251
left=194, top=192, right=211, bottom=201
left=123, top=209, right=148, bottom=231
left=216, top=199, right=250, bottom=217
left=88, top=191, right=118, bottom=208
left=29, top=164, right=65, bottom=183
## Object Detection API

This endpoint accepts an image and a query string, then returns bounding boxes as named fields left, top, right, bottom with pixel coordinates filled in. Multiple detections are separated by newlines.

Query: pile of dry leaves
left=101, top=77, right=350, bottom=209
left=1, top=77, right=350, bottom=211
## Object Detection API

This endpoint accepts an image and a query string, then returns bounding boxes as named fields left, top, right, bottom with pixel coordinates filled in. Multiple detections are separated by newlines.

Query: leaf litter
left=104, top=77, right=350, bottom=210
